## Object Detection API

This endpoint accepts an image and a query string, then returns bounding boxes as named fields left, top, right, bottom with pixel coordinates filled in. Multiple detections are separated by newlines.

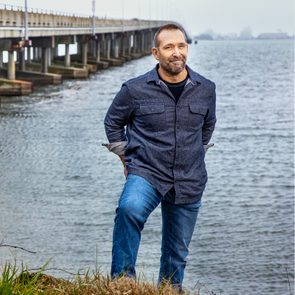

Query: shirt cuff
left=204, top=143, right=214, bottom=153
left=102, top=141, right=128, bottom=156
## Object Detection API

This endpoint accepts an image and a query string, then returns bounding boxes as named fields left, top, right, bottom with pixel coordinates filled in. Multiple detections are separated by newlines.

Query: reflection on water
left=0, top=40, right=294, bottom=295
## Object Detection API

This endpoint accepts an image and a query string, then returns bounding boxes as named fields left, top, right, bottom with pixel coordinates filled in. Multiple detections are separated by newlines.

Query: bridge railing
left=0, top=2, right=90, bottom=18
left=0, top=3, right=163, bottom=30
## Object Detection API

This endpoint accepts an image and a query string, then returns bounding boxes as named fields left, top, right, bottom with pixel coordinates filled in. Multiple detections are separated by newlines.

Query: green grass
left=0, top=263, right=194, bottom=295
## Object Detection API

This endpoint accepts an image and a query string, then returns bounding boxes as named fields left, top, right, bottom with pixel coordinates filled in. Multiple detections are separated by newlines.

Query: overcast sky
left=8, top=0, right=295, bottom=36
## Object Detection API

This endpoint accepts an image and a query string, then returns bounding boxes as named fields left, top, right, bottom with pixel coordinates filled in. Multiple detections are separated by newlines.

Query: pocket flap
left=189, top=104, right=207, bottom=115
left=140, top=104, right=165, bottom=114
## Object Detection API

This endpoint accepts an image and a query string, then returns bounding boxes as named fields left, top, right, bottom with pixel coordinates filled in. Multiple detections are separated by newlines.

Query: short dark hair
left=153, top=23, right=187, bottom=47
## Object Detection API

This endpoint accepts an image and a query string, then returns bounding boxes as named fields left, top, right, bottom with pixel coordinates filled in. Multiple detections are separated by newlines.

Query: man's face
left=152, top=29, right=188, bottom=76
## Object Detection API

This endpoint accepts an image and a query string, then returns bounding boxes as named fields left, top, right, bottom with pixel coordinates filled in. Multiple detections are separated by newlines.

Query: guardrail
left=0, top=5, right=164, bottom=32
left=0, top=2, right=90, bottom=18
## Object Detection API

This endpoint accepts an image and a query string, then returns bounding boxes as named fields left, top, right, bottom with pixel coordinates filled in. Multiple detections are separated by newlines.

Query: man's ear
left=151, top=47, right=159, bottom=60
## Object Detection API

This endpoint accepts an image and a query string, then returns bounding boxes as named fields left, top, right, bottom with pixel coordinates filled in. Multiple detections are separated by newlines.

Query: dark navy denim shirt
left=104, top=65, right=216, bottom=204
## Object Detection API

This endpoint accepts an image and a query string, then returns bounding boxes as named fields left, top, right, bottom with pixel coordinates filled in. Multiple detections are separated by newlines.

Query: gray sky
left=9, top=0, right=295, bottom=36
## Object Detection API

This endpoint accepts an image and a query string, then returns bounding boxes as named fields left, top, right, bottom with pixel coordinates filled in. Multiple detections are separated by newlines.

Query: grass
left=0, top=263, right=207, bottom=295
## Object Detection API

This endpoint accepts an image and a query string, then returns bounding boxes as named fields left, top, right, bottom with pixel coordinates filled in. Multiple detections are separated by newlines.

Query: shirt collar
left=146, top=64, right=202, bottom=85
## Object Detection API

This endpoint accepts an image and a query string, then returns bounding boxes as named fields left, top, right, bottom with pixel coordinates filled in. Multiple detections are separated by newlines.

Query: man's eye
left=164, top=46, right=173, bottom=50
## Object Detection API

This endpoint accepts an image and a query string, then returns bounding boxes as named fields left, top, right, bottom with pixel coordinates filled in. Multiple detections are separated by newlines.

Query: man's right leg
left=111, top=174, right=161, bottom=278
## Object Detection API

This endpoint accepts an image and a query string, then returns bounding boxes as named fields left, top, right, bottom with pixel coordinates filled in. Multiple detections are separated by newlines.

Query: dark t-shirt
left=161, top=76, right=188, bottom=102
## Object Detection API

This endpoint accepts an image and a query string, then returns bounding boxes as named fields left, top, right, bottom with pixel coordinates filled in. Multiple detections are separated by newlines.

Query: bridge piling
left=41, top=47, right=49, bottom=73
left=65, top=44, right=71, bottom=67
left=18, top=49, right=26, bottom=71
left=27, top=47, right=32, bottom=64
left=106, top=37, right=111, bottom=60
left=7, top=50, right=15, bottom=80
left=81, top=42, right=88, bottom=67
left=0, top=51, right=3, bottom=68
left=95, top=38, right=101, bottom=62
left=47, top=48, right=52, bottom=66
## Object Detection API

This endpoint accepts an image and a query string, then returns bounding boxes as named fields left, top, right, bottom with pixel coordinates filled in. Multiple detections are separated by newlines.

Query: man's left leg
left=159, top=198, right=202, bottom=290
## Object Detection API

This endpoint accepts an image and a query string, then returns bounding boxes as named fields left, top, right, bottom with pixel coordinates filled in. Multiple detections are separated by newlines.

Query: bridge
left=0, top=4, right=169, bottom=95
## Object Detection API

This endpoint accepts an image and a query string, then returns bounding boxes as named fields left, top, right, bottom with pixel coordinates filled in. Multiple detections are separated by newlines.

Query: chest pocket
left=137, top=103, right=166, bottom=132
left=187, top=103, right=207, bottom=130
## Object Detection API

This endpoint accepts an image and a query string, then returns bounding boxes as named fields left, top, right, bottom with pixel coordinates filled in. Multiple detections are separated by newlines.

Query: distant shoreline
left=193, top=38, right=294, bottom=43
left=193, top=32, right=294, bottom=41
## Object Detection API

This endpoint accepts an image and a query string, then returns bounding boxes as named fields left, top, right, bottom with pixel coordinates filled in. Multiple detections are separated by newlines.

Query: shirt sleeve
left=202, top=86, right=217, bottom=145
left=102, top=141, right=128, bottom=156
left=104, top=84, right=134, bottom=144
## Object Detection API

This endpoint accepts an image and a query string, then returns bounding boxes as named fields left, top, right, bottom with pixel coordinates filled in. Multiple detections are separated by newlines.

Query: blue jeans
left=111, top=174, right=202, bottom=289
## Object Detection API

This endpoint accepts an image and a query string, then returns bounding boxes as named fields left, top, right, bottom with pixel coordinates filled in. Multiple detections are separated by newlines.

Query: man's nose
left=172, top=47, right=181, bottom=56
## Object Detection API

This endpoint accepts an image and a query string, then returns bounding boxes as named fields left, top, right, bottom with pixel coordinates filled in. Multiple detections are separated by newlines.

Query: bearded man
left=104, top=23, right=216, bottom=291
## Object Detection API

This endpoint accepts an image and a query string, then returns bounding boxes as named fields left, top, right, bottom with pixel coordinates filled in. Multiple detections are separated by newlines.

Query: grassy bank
left=1, top=263, right=211, bottom=295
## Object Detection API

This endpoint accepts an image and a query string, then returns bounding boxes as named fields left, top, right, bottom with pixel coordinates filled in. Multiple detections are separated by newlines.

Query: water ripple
left=0, top=40, right=294, bottom=295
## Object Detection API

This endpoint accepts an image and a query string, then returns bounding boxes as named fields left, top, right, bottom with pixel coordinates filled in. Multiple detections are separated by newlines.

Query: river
left=0, top=39, right=294, bottom=295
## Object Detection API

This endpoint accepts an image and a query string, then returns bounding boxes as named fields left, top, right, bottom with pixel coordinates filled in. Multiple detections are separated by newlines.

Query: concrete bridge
left=0, top=4, right=169, bottom=95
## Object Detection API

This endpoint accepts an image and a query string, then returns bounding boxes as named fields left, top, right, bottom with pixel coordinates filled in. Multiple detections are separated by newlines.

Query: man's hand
left=123, top=166, right=128, bottom=178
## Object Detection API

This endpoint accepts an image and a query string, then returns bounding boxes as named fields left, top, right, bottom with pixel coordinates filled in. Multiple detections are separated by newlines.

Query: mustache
left=168, top=56, right=185, bottom=62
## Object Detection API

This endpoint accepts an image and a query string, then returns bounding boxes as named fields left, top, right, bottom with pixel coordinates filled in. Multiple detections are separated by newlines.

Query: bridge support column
left=111, top=36, right=119, bottom=58
left=51, top=48, right=55, bottom=62
left=143, top=32, right=148, bottom=52
left=132, top=32, right=140, bottom=54
left=34, top=47, right=40, bottom=61
left=33, top=47, right=38, bottom=61
left=27, top=47, right=32, bottom=64
left=54, top=46, right=59, bottom=59
left=50, top=47, right=57, bottom=62
left=106, top=38, right=111, bottom=59
left=127, top=34, right=132, bottom=55
left=47, top=47, right=52, bottom=66
left=77, top=43, right=81, bottom=56
left=0, top=51, right=3, bottom=68
left=120, top=35, right=126, bottom=57
left=41, top=47, right=49, bottom=73
left=38, top=48, right=43, bottom=61
left=136, top=33, right=141, bottom=53
left=100, top=39, right=105, bottom=58
left=81, top=42, right=88, bottom=66
left=18, top=49, right=26, bottom=71
left=148, top=31, right=153, bottom=51
left=65, top=43, right=71, bottom=67
left=90, top=40, right=96, bottom=57
left=140, top=32, right=145, bottom=54
left=149, top=30, right=154, bottom=50
left=95, top=38, right=101, bottom=62
left=131, top=33, right=135, bottom=54
left=144, top=31, right=151, bottom=52
left=7, top=50, right=15, bottom=80
left=88, top=41, right=93, bottom=57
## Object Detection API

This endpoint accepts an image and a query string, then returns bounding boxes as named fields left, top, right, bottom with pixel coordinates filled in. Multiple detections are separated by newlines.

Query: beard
left=160, top=56, right=187, bottom=76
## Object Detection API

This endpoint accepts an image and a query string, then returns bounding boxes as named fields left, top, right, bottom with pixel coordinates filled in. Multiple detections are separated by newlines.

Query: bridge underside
left=0, top=29, right=159, bottom=95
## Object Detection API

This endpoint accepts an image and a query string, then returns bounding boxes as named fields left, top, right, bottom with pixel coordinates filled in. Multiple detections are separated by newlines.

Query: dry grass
left=29, top=273, right=182, bottom=294
left=1, top=264, right=188, bottom=295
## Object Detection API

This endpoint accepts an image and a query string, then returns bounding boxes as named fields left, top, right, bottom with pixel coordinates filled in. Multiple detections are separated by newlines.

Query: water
left=0, top=40, right=294, bottom=295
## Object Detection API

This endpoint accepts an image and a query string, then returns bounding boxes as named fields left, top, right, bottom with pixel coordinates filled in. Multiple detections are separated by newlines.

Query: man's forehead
left=158, top=29, right=186, bottom=45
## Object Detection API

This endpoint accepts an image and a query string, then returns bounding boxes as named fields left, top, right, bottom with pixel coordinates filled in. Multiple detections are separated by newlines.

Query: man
left=103, top=23, right=216, bottom=290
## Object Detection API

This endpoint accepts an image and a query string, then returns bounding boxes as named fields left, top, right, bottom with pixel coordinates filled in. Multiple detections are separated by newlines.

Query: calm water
left=0, top=40, right=294, bottom=295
